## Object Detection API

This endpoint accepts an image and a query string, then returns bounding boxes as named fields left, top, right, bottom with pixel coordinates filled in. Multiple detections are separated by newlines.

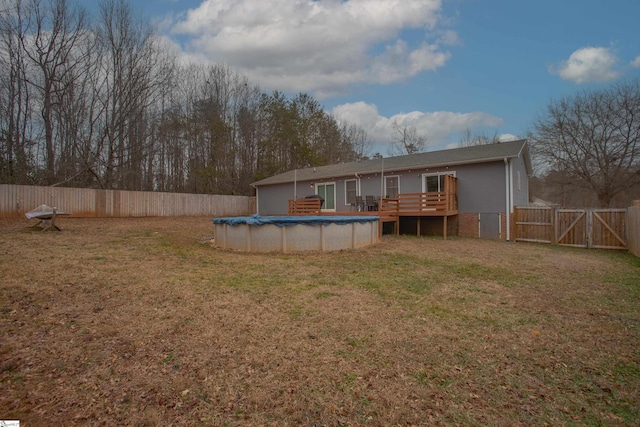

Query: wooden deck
left=288, top=176, right=458, bottom=239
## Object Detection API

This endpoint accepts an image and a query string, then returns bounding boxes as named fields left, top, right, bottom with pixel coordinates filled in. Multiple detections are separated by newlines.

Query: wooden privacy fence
left=628, top=205, right=640, bottom=256
left=514, top=206, right=628, bottom=250
left=0, top=184, right=254, bottom=218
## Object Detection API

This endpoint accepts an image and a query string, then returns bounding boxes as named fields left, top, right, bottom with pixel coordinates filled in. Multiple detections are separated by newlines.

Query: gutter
left=504, top=158, right=511, bottom=241
left=250, top=184, right=259, bottom=215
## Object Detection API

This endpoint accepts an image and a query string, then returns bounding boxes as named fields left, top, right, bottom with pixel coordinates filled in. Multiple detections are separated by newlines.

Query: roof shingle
left=252, top=139, right=528, bottom=187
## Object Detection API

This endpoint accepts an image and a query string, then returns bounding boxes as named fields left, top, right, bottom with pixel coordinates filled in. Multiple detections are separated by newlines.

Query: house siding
left=511, top=155, right=530, bottom=206
left=256, top=153, right=530, bottom=222
left=256, top=182, right=310, bottom=215
left=456, top=161, right=506, bottom=214
left=257, top=160, right=515, bottom=216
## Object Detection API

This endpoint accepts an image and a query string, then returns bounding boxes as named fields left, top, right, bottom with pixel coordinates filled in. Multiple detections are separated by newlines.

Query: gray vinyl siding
left=258, top=162, right=512, bottom=215
left=456, top=162, right=506, bottom=213
left=256, top=157, right=531, bottom=216
left=256, top=183, right=297, bottom=215
left=511, top=156, right=530, bottom=206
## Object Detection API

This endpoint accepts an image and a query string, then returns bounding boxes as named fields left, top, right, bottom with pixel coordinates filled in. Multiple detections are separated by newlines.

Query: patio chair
left=365, top=195, right=377, bottom=211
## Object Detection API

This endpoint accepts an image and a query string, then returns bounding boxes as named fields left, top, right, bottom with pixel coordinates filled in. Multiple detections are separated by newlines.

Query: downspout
left=380, top=158, right=384, bottom=198
left=251, top=185, right=259, bottom=215
left=509, top=159, right=514, bottom=220
left=504, top=158, right=511, bottom=241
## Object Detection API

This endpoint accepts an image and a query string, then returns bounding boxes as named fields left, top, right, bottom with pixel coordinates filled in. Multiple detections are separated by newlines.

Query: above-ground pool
left=212, top=215, right=380, bottom=252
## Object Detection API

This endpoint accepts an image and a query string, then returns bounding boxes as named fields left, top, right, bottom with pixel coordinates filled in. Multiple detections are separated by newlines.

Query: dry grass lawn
left=1, top=216, right=639, bottom=426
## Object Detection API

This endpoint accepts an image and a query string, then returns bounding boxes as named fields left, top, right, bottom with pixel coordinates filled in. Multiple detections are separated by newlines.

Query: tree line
left=0, top=0, right=367, bottom=195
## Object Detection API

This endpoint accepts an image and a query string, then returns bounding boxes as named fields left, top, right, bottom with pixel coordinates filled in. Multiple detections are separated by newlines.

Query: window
left=422, top=171, right=456, bottom=192
left=316, top=182, right=335, bottom=211
left=385, top=176, right=399, bottom=198
left=345, top=179, right=358, bottom=205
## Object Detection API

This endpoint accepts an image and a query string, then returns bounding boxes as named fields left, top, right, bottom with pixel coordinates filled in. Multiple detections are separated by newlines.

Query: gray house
left=251, top=139, right=532, bottom=240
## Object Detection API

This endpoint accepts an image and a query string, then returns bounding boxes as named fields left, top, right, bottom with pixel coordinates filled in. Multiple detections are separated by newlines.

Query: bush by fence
left=0, top=184, right=254, bottom=219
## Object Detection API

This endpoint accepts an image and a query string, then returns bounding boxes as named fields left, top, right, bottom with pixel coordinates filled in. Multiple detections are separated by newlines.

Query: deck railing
left=394, top=175, right=458, bottom=214
left=288, top=198, right=322, bottom=215
left=397, top=191, right=449, bottom=213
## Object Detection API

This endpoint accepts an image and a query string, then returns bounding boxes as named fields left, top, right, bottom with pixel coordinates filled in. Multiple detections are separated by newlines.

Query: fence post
left=551, top=207, right=557, bottom=245
left=586, top=209, right=593, bottom=249
left=629, top=201, right=640, bottom=257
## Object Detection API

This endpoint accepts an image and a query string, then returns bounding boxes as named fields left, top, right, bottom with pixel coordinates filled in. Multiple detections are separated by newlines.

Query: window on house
left=423, top=171, right=456, bottom=192
left=385, top=176, right=399, bottom=198
left=345, top=179, right=357, bottom=205
left=316, top=182, right=335, bottom=210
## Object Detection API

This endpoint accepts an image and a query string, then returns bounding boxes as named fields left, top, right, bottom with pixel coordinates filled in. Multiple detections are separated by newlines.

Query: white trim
left=504, top=158, right=511, bottom=241
left=344, top=178, right=360, bottom=207
left=509, top=160, right=514, bottom=214
left=255, top=186, right=259, bottom=214
left=421, top=170, right=456, bottom=192
left=384, top=175, right=400, bottom=198
left=315, top=181, right=336, bottom=212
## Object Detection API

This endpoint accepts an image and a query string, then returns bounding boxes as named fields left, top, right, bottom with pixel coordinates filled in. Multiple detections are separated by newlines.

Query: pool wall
left=213, top=216, right=379, bottom=252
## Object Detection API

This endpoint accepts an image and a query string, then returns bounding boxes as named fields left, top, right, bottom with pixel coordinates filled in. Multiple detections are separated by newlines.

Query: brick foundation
left=458, top=213, right=479, bottom=238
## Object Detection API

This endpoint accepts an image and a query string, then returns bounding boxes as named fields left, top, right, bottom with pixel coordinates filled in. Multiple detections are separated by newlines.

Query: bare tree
left=0, top=0, right=34, bottom=183
left=94, top=0, right=168, bottom=189
left=339, top=122, right=371, bottom=160
left=531, top=80, right=640, bottom=207
left=459, top=127, right=500, bottom=147
left=19, top=0, right=90, bottom=184
left=390, top=119, right=426, bottom=155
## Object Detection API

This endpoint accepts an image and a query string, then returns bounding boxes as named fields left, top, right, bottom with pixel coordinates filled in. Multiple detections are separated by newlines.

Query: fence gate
left=515, top=207, right=627, bottom=250
left=590, top=209, right=627, bottom=249
left=555, top=209, right=588, bottom=248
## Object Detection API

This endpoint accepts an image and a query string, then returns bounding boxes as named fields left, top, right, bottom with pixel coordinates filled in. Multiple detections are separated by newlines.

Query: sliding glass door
left=316, top=182, right=335, bottom=211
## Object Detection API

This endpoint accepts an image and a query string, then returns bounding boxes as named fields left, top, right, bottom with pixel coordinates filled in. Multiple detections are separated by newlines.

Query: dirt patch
left=1, top=217, right=639, bottom=426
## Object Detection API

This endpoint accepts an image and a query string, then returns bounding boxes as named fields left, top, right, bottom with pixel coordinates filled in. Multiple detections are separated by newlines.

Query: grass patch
left=1, top=217, right=638, bottom=426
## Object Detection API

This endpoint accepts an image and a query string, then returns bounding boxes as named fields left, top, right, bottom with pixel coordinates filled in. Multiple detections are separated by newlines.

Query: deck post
left=443, top=215, right=447, bottom=240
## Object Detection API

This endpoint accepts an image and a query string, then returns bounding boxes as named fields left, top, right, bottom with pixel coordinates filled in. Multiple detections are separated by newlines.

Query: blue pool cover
left=213, top=214, right=379, bottom=227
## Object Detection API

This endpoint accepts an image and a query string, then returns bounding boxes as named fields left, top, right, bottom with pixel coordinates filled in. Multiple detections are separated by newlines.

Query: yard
left=1, top=216, right=639, bottom=426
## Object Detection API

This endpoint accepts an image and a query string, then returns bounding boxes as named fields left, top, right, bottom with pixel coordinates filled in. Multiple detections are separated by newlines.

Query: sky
left=134, top=0, right=640, bottom=155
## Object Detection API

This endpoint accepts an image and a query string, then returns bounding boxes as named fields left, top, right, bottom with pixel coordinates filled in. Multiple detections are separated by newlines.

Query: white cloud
left=331, top=102, right=503, bottom=154
left=631, top=56, right=640, bottom=68
left=170, top=0, right=453, bottom=97
left=498, top=133, right=519, bottom=142
left=552, top=47, right=620, bottom=84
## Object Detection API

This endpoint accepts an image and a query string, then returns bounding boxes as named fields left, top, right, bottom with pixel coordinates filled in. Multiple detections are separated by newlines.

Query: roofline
left=252, top=139, right=529, bottom=187
left=381, top=154, right=523, bottom=175
left=252, top=154, right=524, bottom=187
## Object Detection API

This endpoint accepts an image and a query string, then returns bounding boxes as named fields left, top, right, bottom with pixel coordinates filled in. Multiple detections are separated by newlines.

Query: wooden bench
left=25, top=207, right=70, bottom=231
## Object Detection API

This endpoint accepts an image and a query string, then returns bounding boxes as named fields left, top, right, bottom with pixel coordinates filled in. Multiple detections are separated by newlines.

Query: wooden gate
left=555, top=209, right=588, bottom=247
left=590, top=209, right=627, bottom=249
left=514, top=207, right=627, bottom=250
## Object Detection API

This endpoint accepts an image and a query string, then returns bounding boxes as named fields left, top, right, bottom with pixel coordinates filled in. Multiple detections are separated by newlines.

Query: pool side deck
left=290, top=195, right=458, bottom=239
